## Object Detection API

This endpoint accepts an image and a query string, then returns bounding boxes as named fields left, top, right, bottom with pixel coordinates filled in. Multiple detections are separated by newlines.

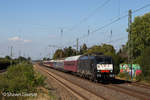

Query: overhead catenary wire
left=133, top=3, right=150, bottom=13
left=65, top=2, right=150, bottom=47
left=47, top=2, right=150, bottom=59
left=90, top=2, right=150, bottom=36
left=68, top=0, right=111, bottom=32
left=86, top=35, right=128, bottom=47
left=56, top=2, right=150, bottom=52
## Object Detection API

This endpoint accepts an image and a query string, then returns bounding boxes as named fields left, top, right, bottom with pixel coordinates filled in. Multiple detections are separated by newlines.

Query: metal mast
left=128, top=9, right=132, bottom=79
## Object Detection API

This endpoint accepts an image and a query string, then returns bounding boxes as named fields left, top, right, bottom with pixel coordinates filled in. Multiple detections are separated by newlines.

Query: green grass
left=0, top=62, right=61, bottom=100
left=0, top=62, right=46, bottom=100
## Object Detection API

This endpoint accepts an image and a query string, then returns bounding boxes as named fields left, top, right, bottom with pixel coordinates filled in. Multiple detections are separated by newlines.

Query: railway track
left=103, top=84, right=150, bottom=100
left=131, top=82, right=150, bottom=89
left=116, top=77, right=150, bottom=89
left=39, top=63, right=150, bottom=100
left=35, top=64, right=106, bottom=100
left=81, top=78, right=150, bottom=100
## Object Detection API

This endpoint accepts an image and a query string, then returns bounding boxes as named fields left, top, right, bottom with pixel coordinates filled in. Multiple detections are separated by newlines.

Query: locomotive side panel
left=77, top=56, right=95, bottom=77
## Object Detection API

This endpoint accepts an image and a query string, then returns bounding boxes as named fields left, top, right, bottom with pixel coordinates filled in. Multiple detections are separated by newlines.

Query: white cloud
left=49, top=34, right=57, bottom=38
left=8, top=36, right=21, bottom=41
left=23, top=40, right=32, bottom=43
left=8, top=36, right=32, bottom=43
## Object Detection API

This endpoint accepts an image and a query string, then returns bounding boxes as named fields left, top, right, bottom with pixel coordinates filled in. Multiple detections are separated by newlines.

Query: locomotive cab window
left=96, top=56, right=112, bottom=64
left=96, top=57, right=104, bottom=64
left=105, top=57, right=112, bottom=64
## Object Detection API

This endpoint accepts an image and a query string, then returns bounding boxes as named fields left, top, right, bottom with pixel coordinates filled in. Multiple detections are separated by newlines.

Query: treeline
left=0, top=56, right=31, bottom=70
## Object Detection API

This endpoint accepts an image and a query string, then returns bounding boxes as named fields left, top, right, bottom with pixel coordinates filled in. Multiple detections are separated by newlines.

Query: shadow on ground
left=99, top=79, right=131, bottom=85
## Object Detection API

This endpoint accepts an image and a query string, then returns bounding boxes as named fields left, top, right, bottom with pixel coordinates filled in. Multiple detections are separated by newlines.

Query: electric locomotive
left=77, top=55, right=114, bottom=81
left=95, top=55, right=115, bottom=80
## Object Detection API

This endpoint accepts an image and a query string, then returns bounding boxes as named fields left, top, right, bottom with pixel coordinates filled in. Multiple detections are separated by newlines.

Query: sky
left=0, top=0, right=150, bottom=60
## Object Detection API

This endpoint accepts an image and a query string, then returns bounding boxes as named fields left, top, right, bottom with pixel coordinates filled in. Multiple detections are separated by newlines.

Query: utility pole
left=128, top=9, right=132, bottom=79
left=110, top=30, right=112, bottom=43
left=10, top=46, right=13, bottom=65
left=8, top=46, right=9, bottom=56
left=88, top=26, right=90, bottom=36
left=76, top=38, right=79, bottom=54
left=60, top=29, right=63, bottom=50
left=40, top=53, right=42, bottom=60
left=60, top=29, right=63, bottom=37
left=19, top=50, right=21, bottom=57
left=10, top=46, right=13, bottom=58
left=87, top=26, right=90, bottom=45
left=49, top=53, right=51, bottom=59
left=19, top=50, right=21, bottom=63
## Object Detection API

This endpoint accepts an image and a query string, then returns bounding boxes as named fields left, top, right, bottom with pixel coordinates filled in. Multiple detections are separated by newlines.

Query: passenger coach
left=64, top=55, right=81, bottom=72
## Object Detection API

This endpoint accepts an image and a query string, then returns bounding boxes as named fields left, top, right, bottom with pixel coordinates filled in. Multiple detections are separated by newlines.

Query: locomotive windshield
left=105, top=57, right=112, bottom=64
left=96, top=56, right=112, bottom=64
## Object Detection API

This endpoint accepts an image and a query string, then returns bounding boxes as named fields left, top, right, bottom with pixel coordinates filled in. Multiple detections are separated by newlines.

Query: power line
left=118, top=0, right=120, bottom=16
left=68, top=0, right=111, bottom=32
left=74, top=2, right=150, bottom=43
left=133, top=3, right=150, bottom=13
left=86, top=36, right=128, bottom=49
left=91, top=3, right=150, bottom=35
left=106, top=36, right=128, bottom=44
left=60, top=29, right=63, bottom=37
left=61, top=2, right=150, bottom=50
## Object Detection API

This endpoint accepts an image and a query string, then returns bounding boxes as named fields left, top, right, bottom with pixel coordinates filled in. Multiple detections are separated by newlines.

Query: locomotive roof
left=95, top=55, right=112, bottom=58
left=79, top=56, right=95, bottom=60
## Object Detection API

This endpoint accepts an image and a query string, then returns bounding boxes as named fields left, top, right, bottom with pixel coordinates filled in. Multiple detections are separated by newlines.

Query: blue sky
left=0, top=0, right=150, bottom=59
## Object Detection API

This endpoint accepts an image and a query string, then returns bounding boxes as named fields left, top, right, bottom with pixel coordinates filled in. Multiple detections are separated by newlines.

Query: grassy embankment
left=0, top=62, right=57, bottom=100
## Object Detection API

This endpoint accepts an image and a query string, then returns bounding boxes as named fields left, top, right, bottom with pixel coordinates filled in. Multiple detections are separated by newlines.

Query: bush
left=0, top=62, right=45, bottom=93
left=118, top=72, right=130, bottom=80
left=137, top=47, right=150, bottom=82
left=0, top=56, right=32, bottom=70
left=135, top=74, right=144, bottom=81
left=0, top=59, right=11, bottom=70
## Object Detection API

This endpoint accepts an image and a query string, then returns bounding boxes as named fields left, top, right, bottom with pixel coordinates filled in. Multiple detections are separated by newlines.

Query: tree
left=18, top=56, right=27, bottom=61
left=137, top=47, right=150, bottom=81
left=43, top=57, right=47, bottom=61
left=86, top=44, right=115, bottom=55
left=53, top=46, right=78, bottom=59
left=27, top=57, right=31, bottom=61
left=127, top=12, right=150, bottom=61
left=5, top=56, right=11, bottom=60
left=80, top=43, right=87, bottom=54
left=117, top=45, right=128, bottom=63
left=53, top=49, right=65, bottom=59
left=63, top=46, right=76, bottom=57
